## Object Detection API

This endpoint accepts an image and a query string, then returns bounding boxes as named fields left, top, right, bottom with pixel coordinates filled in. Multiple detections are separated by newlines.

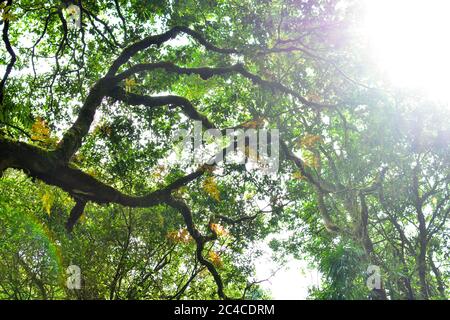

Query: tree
left=0, top=0, right=448, bottom=299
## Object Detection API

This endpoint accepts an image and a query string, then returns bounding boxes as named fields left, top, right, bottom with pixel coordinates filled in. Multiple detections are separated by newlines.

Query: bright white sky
left=254, top=240, right=321, bottom=299
left=257, top=0, right=450, bottom=299
left=363, top=0, right=450, bottom=104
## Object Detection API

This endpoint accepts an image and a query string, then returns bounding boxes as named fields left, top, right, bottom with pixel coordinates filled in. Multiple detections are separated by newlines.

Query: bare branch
left=166, top=196, right=229, bottom=299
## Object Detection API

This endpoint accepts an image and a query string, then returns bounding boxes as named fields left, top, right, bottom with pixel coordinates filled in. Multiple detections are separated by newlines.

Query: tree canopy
left=0, top=0, right=448, bottom=300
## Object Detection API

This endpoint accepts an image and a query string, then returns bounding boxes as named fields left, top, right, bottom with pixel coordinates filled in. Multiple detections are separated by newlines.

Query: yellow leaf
left=125, top=78, right=137, bottom=93
left=30, top=117, right=58, bottom=147
left=242, top=117, right=265, bottom=129
left=166, top=228, right=192, bottom=244
left=299, top=134, right=322, bottom=149
left=210, top=223, right=228, bottom=237
left=166, top=231, right=178, bottom=242
left=304, top=152, right=321, bottom=169
left=78, top=214, right=86, bottom=223
left=41, top=191, right=54, bottom=215
left=292, top=171, right=306, bottom=180
left=244, top=191, right=255, bottom=201
left=208, top=251, right=223, bottom=268
left=86, top=168, right=98, bottom=178
left=242, top=120, right=257, bottom=129
left=199, top=164, right=216, bottom=173
left=1, top=5, right=16, bottom=21
left=203, top=176, right=220, bottom=201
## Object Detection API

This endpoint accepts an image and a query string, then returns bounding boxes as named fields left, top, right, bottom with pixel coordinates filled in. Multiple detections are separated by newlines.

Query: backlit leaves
left=1, top=4, right=16, bottom=22
left=31, top=118, right=57, bottom=147
left=166, top=228, right=192, bottom=244
left=203, top=176, right=220, bottom=201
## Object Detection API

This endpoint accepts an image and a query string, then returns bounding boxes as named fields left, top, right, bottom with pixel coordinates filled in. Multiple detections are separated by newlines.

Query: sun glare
left=364, top=0, right=450, bottom=103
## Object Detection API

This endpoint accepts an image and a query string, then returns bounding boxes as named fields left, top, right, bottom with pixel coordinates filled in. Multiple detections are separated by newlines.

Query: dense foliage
left=0, top=0, right=448, bottom=299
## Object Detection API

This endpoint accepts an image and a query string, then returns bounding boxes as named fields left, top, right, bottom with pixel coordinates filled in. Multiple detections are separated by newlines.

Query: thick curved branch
left=116, top=61, right=333, bottom=109
left=82, top=7, right=122, bottom=49
left=107, top=86, right=215, bottom=129
left=54, top=77, right=114, bottom=162
left=0, top=137, right=205, bottom=208
left=55, top=26, right=236, bottom=161
left=115, top=62, right=243, bottom=81
left=106, top=26, right=237, bottom=77
left=57, top=28, right=328, bottom=162
left=315, top=187, right=340, bottom=233
left=280, top=139, right=337, bottom=193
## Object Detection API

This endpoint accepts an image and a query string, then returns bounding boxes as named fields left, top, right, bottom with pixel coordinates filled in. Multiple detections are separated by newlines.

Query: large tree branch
left=54, top=25, right=237, bottom=162
left=108, top=87, right=344, bottom=239
left=116, top=61, right=333, bottom=109
left=65, top=198, right=87, bottom=233
left=56, top=25, right=329, bottom=162
left=0, top=0, right=16, bottom=105
left=280, top=139, right=337, bottom=193
left=0, top=137, right=206, bottom=207
left=107, top=86, right=215, bottom=129
left=315, top=187, right=340, bottom=233
left=106, top=26, right=237, bottom=77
